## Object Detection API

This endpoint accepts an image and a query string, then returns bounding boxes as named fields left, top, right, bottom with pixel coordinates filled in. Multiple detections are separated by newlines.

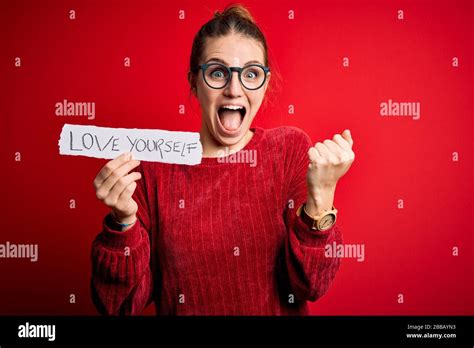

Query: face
left=192, top=33, right=271, bottom=150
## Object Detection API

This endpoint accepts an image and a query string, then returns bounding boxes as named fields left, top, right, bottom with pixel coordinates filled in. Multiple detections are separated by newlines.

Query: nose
left=223, top=71, right=244, bottom=97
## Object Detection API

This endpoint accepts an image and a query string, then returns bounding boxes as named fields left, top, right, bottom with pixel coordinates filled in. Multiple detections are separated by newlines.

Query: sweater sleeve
left=90, top=162, right=154, bottom=315
left=282, top=127, right=343, bottom=303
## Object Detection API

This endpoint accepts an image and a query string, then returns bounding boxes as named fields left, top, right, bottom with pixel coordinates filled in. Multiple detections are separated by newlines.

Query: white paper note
left=58, top=124, right=203, bottom=165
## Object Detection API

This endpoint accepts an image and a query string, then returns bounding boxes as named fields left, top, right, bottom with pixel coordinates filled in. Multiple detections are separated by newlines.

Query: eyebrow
left=205, top=57, right=264, bottom=66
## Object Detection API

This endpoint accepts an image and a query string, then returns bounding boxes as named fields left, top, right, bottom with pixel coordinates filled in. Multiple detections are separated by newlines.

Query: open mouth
left=217, top=105, right=247, bottom=134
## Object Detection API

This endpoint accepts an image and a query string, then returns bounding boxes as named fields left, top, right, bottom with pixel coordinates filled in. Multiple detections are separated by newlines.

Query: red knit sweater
left=91, top=126, right=343, bottom=315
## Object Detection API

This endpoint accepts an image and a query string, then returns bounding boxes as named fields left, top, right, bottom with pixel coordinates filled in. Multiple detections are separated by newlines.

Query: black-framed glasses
left=197, top=63, right=270, bottom=90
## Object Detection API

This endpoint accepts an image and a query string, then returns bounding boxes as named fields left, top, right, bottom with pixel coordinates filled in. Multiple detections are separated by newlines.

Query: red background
left=1, top=0, right=473, bottom=315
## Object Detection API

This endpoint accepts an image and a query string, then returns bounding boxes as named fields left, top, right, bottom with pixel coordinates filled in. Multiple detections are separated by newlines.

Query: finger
left=323, top=139, right=344, bottom=156
left=96, top=160, right=141, bottom=200
left=102, top=172, right=141, bottom=207
left=324, top=139, right=350, bottom=164
left=341, top=129, right=353, bottom=147
left=115, top=181, right=138, bottom=212
left=333, top=134, right=352, bottom=151
left=308, top=147, right=322, bottom=167
left=315, top=142, right=337, bottom=162
left=94, top=152, right=132, bottom=188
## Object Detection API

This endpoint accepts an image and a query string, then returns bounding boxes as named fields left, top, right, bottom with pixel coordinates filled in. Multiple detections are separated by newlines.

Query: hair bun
left=216, top=4, right=256, bottom=24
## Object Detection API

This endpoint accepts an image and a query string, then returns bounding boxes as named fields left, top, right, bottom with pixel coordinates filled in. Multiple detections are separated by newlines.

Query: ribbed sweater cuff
left=294, top=216, right=336, bottom=248
left=99, top=214, right=143, bottom=250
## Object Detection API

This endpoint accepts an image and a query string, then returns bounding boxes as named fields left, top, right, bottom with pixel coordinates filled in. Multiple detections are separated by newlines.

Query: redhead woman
left=91, top=4, right=355, bottom=315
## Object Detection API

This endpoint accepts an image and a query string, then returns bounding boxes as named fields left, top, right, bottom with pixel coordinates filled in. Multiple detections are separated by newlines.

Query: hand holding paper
left=93, top=152, right=142, bottom=229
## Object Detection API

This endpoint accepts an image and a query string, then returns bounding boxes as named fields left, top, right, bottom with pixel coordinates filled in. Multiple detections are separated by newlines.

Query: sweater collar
left=198, top=127, right=264, bottom=166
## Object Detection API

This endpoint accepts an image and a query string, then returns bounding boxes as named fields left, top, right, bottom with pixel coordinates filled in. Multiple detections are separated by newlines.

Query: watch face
left=319, top=214, right=335, bottom=231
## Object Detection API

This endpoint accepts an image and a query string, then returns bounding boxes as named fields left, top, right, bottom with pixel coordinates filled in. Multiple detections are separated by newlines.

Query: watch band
left=296, top=203, right=337, bottom=231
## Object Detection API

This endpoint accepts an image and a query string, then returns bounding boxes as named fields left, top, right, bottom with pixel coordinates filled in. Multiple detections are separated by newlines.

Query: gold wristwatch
left=296, top=203, right=338, bottom=231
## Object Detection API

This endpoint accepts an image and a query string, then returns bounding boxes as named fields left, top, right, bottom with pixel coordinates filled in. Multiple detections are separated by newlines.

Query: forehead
left=202, top=33, right=265, bottom=65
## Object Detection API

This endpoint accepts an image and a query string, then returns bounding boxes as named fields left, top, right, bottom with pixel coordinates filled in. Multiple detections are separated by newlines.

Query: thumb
left=341, top=129, right=353, bottom=147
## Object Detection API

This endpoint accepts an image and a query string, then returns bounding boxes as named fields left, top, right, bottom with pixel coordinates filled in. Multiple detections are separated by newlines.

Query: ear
left=263, top=71, right=271, bottom=94
left=188, top=71, right=198, bottom=97
left=191, top=87, right=197, bottom=97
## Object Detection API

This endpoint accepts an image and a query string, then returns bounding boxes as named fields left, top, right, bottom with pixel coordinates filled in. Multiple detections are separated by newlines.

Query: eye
left=243, top=69, right=259, bottom=80
left=210, top=68, right=226, bottom=79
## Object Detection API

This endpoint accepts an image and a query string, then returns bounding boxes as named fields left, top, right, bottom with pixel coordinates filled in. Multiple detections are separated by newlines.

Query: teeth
left=221, top=105, right=244, bottom=110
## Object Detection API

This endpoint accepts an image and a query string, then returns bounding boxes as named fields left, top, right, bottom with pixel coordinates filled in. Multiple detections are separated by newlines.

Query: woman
left=91, top=4, right=355, bottom=315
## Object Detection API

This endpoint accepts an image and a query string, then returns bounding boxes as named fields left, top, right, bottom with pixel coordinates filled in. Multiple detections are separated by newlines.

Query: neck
left=199, top=125, right=254, bottom=158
